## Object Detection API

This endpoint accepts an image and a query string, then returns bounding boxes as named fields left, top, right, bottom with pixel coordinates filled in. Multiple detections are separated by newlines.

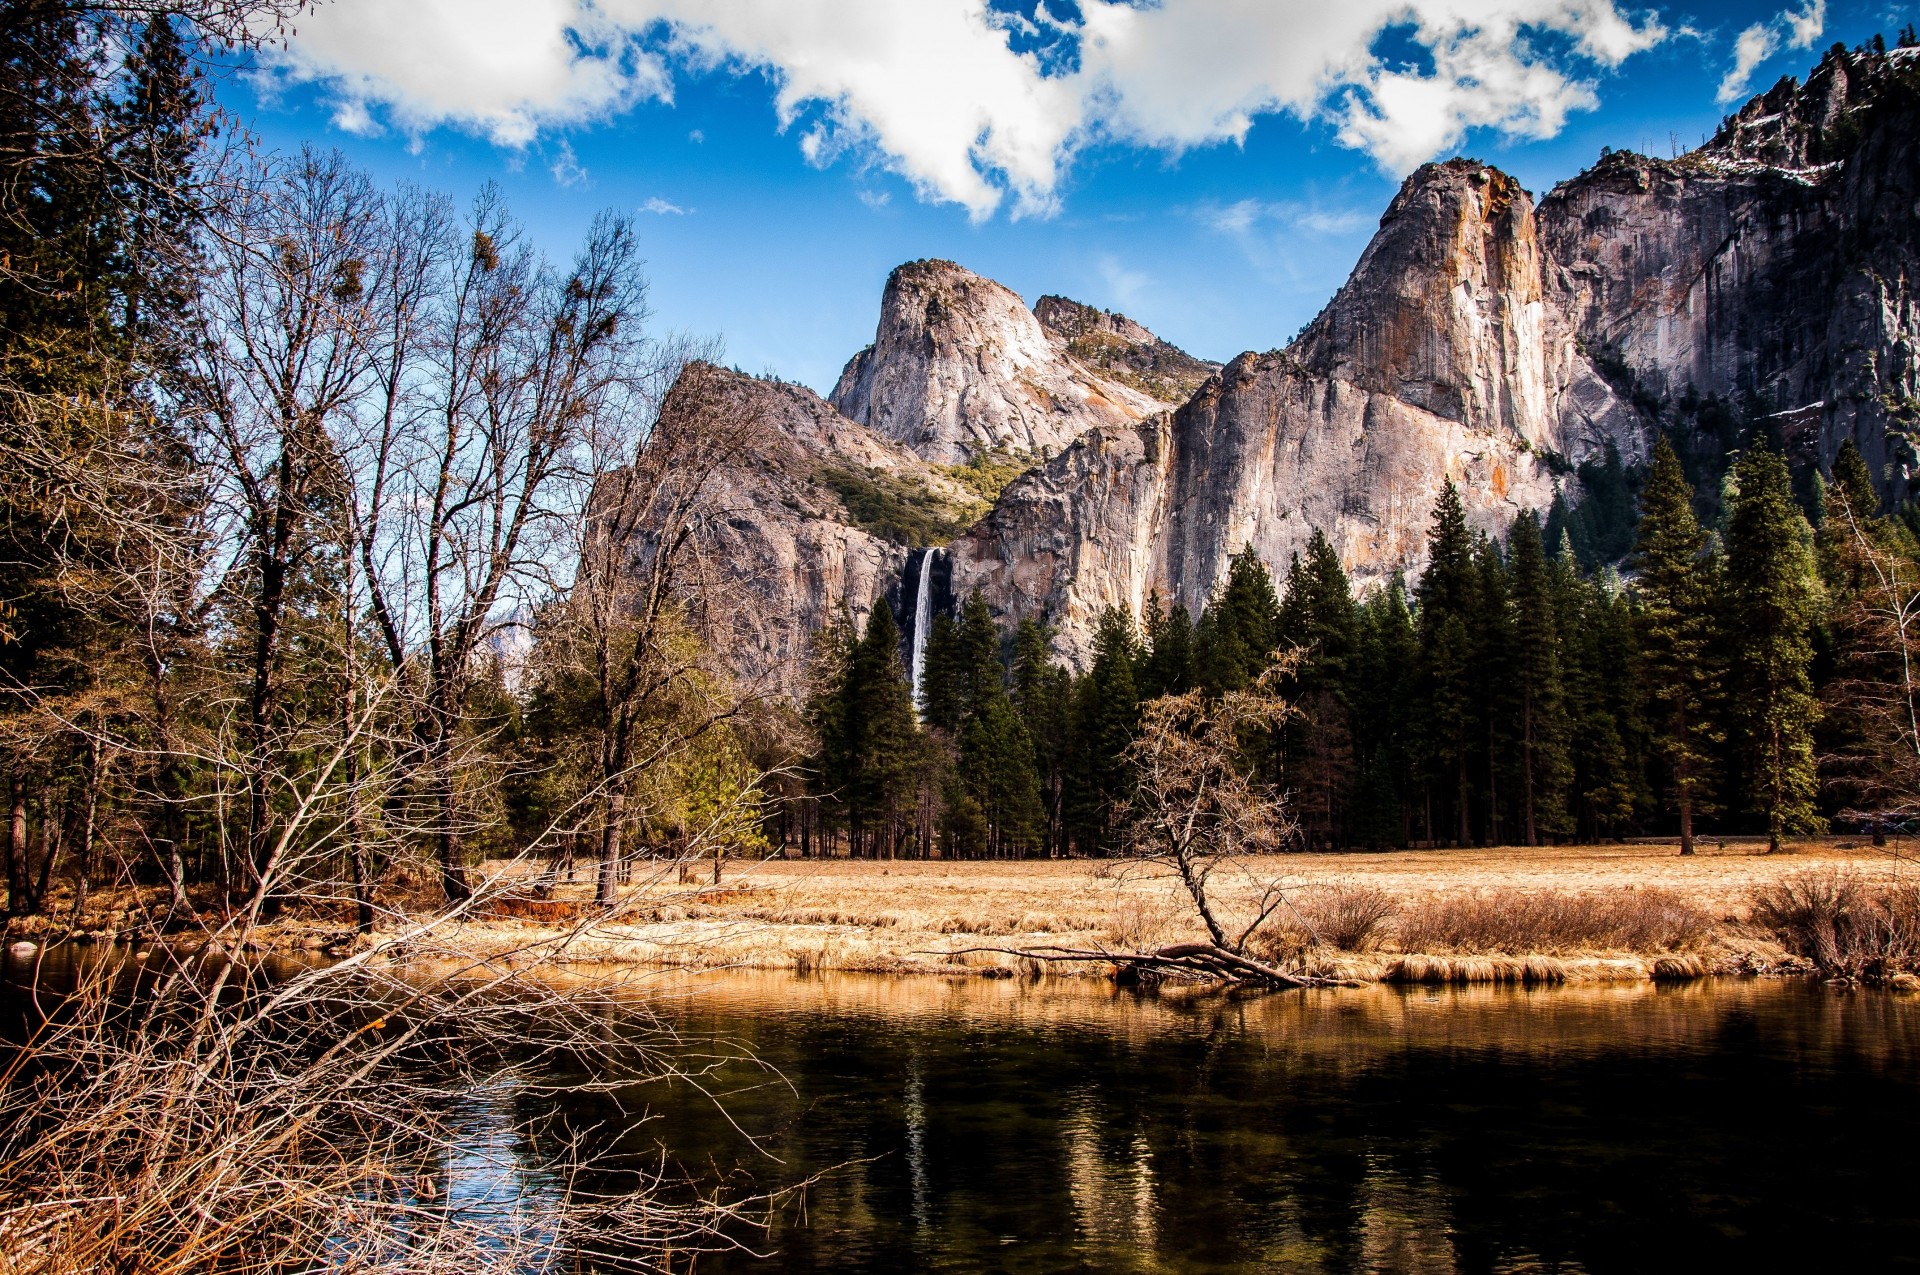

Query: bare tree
left=545, top=356, right=771, bottom=905
left=190, top=148, right=383, bottom=909
left=1823, top=482, right=1920, bottom=828
left=345, top=190, right=643, bottom=902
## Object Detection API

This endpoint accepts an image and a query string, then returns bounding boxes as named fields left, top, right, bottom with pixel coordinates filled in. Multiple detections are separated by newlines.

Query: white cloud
left=1095, top=254, right=1149, bottom=311
left=1784, top=0, right=1827, bottom=49
left=550, top=140, right=589, bottom=187
left=639, top=195, right=686, bottom=214
left=269, top=0, right=1668, bottom=218
left=1717, top=3, right=1825, bottom=107
left=1204, top=199, right=1371, bottom=237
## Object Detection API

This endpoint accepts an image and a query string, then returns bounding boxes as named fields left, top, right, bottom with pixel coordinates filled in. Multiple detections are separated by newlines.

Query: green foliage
left=1725, top=446, right=1827, bottom=849
left=935, top=446, right=1034, bottom=508
left=815, top=463, right=979, bottom=546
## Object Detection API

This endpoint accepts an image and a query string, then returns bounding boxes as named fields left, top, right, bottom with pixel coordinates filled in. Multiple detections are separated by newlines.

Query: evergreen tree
left=1278, top=530, right=1359, bottom=847
left=1508, top=513, right=1571, bottom=844
left=1725, top=446, right=1826, bottom=853
left=1632, top=437, right=1725, bottom=854
left=1064, top=608, right=1140, bottom=855
left=841, top=603, right=923, bottom=857
left=953, top=590, right=1003, bottom=720
left=1413, top=482, right=1480, bottom=844
left=1197, top=549, right=1279, bottom=694
left=1350, top=579, right=1416, bottom=848
left=1472, top=533, right=1515, bottom=844
left=961, top=696, right=1045, bottom=856
left=1011, top=617, right=1071, bottom=854
left=917, top=613, right=965, bottom=733
left=1138, top=595, right=1195, bottom=699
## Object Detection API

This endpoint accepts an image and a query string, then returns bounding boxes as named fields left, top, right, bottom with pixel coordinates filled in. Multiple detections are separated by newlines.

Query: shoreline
left=11, top=838, right=1913, bottom=988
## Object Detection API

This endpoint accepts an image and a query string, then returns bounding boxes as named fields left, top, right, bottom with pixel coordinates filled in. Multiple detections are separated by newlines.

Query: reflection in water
left=606, top=973, right=1920, bottom=1274
left=12, top=951, right=1917, bottom=1274
left=1061, top=1087, right=1156, bottom=1263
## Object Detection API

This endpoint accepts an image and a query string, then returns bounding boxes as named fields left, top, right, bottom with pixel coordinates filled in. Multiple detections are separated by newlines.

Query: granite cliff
left=664, top=43, right=1920, bottom=680
left=828, top=259, right=1184, bottom=463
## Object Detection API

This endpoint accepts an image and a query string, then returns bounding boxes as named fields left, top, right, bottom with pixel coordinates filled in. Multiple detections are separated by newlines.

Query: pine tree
left=918, top=613, right=964, bottom=733
left=1138, top=594, right=1195, bottom=699
left=1011, top=617, right=1071, bottom=854
left=954, top=590, right=1003, bottom=720
left=1725, top=446, right=1826, bottom=853
left=1508, top=512, right=1571, bottom=844
left=1278, top=530, right=1359, bottom=847
left=1350, top=579, right=1416, bottom=848
left=1197, top=549, right=1279, bottom=694
left=1064, top=608, right=1140, bottom=856
left=842, top=603, right=923, bottom=857
left=1633, top=437, right=1724, bottom=854
left=1472, top=533, right=1514, bottom=845
left=1414, top=482, right=1480, bottom=845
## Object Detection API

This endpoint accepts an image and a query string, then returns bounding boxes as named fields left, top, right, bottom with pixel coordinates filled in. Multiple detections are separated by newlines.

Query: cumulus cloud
left=1717, top=2, right=1825, bottom=106
left=266, top=0, right=1668, bottom=218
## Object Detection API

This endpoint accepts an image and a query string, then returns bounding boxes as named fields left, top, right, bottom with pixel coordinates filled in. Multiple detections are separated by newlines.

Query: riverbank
left=16, top=838, right=1918, bottom=985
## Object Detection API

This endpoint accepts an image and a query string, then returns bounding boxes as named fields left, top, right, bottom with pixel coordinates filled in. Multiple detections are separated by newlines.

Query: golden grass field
left=434, top=836, right=1917, bottom=984
left=22, top=837, right=1917, bottom=986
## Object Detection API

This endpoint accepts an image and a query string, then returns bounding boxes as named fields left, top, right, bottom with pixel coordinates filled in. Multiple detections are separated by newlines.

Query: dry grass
left=1750, top=869, right=1920, bottom=981
left=1395, top=886, right=1711, bottom=955
left=18, top=838, right=1917, bottom=986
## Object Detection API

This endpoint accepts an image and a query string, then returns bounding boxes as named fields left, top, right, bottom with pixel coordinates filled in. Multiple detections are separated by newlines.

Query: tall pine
left=1724, top=446, right=1825, bottom=853
left=1632, top=438, right=1723, bottom=853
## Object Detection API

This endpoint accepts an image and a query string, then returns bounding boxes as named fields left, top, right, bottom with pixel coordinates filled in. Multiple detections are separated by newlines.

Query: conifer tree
left=1350, top=579, right=1416, bottom=848
left=1472, top=533, right=1514, bottom=844
left=1011, top=617, right=1071, bottom=853
left=1414, top=482, right=1480, bottom=844
left=1197, top=549, right=1279, bottom=694
left=1633, top=438, right=1724, bottom=854
left=1725, top=446, right=1826, bottom=853
left=1065, top=608, right=1141, bottom=855
left=1138, top=595, right=1195, bottom=699
left=1278, top=531, right=1359, bottom=847
left=1508, top=512, right=1571, bottom=844
left=841, top=603, right=922, bottom=856
left=918, top=613, right=964, bottom=733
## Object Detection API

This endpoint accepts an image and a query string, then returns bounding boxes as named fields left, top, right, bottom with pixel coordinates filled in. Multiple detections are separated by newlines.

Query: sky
left=224, top=0, right=1915, bottom=394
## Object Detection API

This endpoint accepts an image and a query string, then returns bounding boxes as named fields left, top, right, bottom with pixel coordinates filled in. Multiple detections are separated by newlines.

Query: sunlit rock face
left=667, top=48, right=1920, bottom=682
left=955, top=47, right=1920, bottom=665
left=953, top=159, right=1640, bottom=662
left=681, top=367, right=971, bottom=695
left=1537, top=46, right=1920, bottom=493
left=828, top=259, right=1174, bottom=464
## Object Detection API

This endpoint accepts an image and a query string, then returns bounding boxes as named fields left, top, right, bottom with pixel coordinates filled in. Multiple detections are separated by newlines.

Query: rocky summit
left=667, top=43, right=1920, bottom=681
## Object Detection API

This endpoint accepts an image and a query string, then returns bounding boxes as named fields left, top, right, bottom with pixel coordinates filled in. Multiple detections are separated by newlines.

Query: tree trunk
left=597, top=787, right=625, bottom=907
left=7, top=781, right=27, bottom=918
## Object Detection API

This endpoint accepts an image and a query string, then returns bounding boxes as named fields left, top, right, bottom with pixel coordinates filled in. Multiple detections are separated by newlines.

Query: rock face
left=663, top=45, right=1920, bottom=683
left=683, top=366, right=975, bottom=694
left=954, top=158, right=1642, bottom=659
left=1032, top=295, right=1220, bottom=405
left=828, top=259, right=1179, bottom=463
left=955, top=46, right=1920, bottom=664
left=1538, top=45, right=1920, bottom=489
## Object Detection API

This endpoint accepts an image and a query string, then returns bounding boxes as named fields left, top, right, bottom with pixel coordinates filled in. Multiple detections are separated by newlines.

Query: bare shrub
left=1751, top=870, right=1920, bottom=979
left=1251, top=883, right=1397, bottom=960
left=1396, top=887, right=1710, bottom=955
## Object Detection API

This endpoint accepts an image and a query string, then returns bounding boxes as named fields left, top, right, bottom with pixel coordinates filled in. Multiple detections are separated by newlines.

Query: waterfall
left=909, top=549, right=937, bottom=714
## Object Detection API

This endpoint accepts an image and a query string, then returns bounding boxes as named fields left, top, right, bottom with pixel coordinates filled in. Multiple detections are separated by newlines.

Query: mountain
left=828, top=259, right=1200, bottom=464
left=1538, top=45, right=1920, bottom=492
left=950, top=158, right=1644, bottom=656
left=676, top=364, right=977, bottom=694
left=664, top=42, right=1920, bottom=681
left=952, top=43, right=1920, bottom=662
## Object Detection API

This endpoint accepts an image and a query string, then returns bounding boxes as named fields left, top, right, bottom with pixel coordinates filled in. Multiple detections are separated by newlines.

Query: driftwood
left=946, top=942, right=1324, bottom=989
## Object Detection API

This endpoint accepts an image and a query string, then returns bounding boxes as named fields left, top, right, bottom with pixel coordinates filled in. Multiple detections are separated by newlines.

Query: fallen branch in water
left=939, top=942, right=1325, bottom=989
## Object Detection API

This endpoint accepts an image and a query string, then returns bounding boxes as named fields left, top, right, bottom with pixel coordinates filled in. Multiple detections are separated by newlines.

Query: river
left=10, top=954, right=1919, bottom=1272
left=545, top=972, right=1920, bottom=1272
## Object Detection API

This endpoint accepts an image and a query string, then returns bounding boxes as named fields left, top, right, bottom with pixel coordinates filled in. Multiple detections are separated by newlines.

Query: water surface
left=562, top=973, right=1920, bottom=1273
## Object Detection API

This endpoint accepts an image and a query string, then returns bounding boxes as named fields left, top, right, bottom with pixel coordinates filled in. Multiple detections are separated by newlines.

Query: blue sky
left=227, top=0, right=1913, bottom=393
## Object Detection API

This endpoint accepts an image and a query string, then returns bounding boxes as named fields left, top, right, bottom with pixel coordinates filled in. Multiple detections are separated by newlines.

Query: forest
left=802, top=438, right=1917, bottom=861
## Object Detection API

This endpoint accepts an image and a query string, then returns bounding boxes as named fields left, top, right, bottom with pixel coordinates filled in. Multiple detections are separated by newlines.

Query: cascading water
left=909, top=549, right=938, bottom=715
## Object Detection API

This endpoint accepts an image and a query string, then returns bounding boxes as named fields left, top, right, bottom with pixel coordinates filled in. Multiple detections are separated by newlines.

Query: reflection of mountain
left=664, top=44, right=1920, bottom=679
